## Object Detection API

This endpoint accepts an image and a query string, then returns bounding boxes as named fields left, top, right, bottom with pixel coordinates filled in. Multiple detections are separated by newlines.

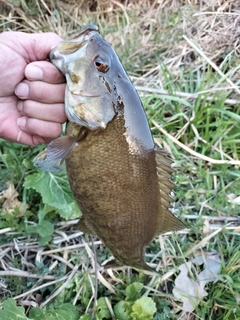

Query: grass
left=0, top=1, right=240, bottom=319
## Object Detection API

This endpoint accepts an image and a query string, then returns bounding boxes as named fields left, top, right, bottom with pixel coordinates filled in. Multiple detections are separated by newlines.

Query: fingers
left=15, top=94, right=67, bottom=143
left=17, top=100, right=66, bottom=123
left=17, top=117, right=63, bottom=141
left=12, top=40, right=67, bottom=145
left=15, top=80, right=65, bottom=104
left=7, top=128, right=50, bottom=146
left=0, top=99, right=53, bottom=146
left=25, top=61, right=65, bottom=84
left=14, top=61, right=66, bottom=145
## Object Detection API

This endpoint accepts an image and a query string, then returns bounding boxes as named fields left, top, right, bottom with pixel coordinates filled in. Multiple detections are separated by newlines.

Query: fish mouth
left=70, top=92, right=101, bottom=108
left=49, top=24, right=100, bottom=71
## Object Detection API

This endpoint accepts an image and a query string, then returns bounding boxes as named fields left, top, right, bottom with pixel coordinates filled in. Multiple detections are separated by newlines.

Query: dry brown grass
left=1, top=0, right=239, bottom=70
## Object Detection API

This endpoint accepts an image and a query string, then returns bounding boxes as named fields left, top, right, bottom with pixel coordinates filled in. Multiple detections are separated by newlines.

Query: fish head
left=49, top=24, right=129, bottom=130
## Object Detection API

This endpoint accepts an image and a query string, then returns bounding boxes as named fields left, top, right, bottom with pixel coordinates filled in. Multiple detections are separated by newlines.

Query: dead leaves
left=173, top=253, right=221, bottom=312
left=0, top=181, right=26, bottom=216
left=227, top=193, right=240, bottom=206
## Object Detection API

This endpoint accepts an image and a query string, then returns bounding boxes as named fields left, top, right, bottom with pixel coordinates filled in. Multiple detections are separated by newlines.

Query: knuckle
left=32, top=84, right=45, bottom=100
left=25, top=81, right=43, bottom=100
left=21, top=100, right=32, bottom=116
left=27, top=119, right=61, bottom=139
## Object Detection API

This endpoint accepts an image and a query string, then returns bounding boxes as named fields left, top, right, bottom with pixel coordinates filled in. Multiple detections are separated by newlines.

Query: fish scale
left=66, top=114, right=167, bottom=270
left=34, top=24, right=184, bottom=271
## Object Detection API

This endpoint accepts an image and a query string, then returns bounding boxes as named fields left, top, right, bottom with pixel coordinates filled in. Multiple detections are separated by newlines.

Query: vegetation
left=0, top=1, right=240, bottom=319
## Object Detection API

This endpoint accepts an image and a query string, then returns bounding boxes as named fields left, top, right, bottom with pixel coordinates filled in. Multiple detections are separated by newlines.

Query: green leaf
left=24, top=170, right=81, bottom=219
left=131, top=297, right=157, bottom=320
left=29, top=303, right=78, bottom=320
left=36, top=219, right=54, bottom=237
left=38, top=235, right=52, bottom=246
left=28, top=308, right=44, bottom=319
left=126, top=282, right=143, bottom=301
left=0, top=298, right=33, bottom=320
left=25, top=219, right=54, bottom=245
left=79, top=315, right=90, bottom=320
left=95, top=297, right=111, bottom=319
left=114, top=301, right=132, bottom=320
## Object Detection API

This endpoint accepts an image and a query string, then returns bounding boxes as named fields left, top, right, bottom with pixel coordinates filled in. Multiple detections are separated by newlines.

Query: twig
left=42, top=254, right=76, bottom=270
left=53, top=231, right=83, bottom=244
left=19, top=300, right=38, bottom=308
left=193, top=12, right=240, bottom=16
left=39, top=241, right=102, bottom=255
left=111, top=0, right=130, bottom=26
left=182, top=35, right=240, bottom=96
left=0, top=270, right=55, bottom=280
left=40, top=264, right=80, bottom=308
left=90, top=236, right=98, bottom=320
left=0, top=228, right=13, bottom=234
left=135, top=86, right=240, bottom=105
left=105, top=297, right=116, bottom=320
left=184, top=226, right=226, bottom=257
left=184, top=215, right=240, bottom=221
left=152, top=120, right=240, bottom=165
left=11, top=276, right=68, bottom=301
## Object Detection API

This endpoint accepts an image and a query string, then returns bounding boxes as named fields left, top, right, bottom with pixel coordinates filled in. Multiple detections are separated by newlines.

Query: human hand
left=0, top=31, right=67, bottom=146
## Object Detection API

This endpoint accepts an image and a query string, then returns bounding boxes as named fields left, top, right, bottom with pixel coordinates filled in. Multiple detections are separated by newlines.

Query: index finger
left=25, top=61, right=65, bottom=84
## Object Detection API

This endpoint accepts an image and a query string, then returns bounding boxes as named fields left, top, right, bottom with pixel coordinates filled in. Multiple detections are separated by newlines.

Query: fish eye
left=94, top=56, right=109, bottom=73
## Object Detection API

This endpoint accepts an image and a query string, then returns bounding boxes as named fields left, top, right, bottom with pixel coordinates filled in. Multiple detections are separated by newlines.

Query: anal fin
left=102, top=259, right=122, bottom=269
left=76, top=216, right=95, bottom=235
left=156, top=210, right=184, bottom=235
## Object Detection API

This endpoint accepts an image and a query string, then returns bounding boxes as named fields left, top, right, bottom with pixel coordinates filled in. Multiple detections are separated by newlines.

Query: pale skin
left=0, top=31, right=67, bottom=146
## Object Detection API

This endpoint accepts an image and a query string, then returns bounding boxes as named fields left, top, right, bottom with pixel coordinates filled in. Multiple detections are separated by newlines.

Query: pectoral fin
left=46, top=136, right=77, bottom=161
left=34, top=125, right=87, bottom=172
left=33, top=135, right=77, bottom=172
left=33, top=149, right=65, bottom=173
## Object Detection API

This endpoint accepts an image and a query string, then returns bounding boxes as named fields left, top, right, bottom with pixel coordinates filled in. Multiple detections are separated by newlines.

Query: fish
left=34, top=24, right=184, bottom=271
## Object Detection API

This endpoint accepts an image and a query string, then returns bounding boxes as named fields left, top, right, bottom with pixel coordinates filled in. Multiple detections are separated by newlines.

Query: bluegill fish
left=34, top=24, right=184, bottom=271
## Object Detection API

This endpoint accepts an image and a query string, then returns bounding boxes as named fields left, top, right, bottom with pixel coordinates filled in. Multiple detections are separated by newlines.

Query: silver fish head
left=49, top=24, right=131, bottom=130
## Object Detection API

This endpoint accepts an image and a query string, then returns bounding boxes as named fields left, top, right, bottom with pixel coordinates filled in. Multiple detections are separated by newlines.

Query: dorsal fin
left=155, top=147, right=184, bottom=234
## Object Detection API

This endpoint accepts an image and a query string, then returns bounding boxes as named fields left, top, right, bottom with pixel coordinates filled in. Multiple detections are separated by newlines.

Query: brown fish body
left=66, top=103, right=159, bottom=269
left=34, top=25, right=184, bottom=270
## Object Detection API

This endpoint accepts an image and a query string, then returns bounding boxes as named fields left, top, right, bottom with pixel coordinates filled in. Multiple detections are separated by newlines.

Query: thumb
left=27, top=33, right=63, bottom=61
left=0, top=31, right=62, bottom=62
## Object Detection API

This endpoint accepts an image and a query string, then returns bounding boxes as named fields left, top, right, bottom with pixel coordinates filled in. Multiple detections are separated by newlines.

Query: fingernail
left=15, top=83, right=29, bottom=98
left=25, top=65, right=43, bottom=80
left=17, top=117, right=26, bottom=127
left=17, top=101, right=23, bottom=112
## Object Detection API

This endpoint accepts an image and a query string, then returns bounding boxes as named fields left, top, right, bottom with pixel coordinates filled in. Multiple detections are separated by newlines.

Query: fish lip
left=49, top=25, right=99, bottom=68
left=68, top=24, right=99, bottom=46
left=71, top=92, right=100, bottom=98
left=77, top=24, right=99, bottom=37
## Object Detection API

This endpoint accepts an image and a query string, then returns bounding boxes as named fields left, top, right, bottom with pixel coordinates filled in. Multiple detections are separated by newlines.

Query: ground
left=0, top=1, right=240, bottom=319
